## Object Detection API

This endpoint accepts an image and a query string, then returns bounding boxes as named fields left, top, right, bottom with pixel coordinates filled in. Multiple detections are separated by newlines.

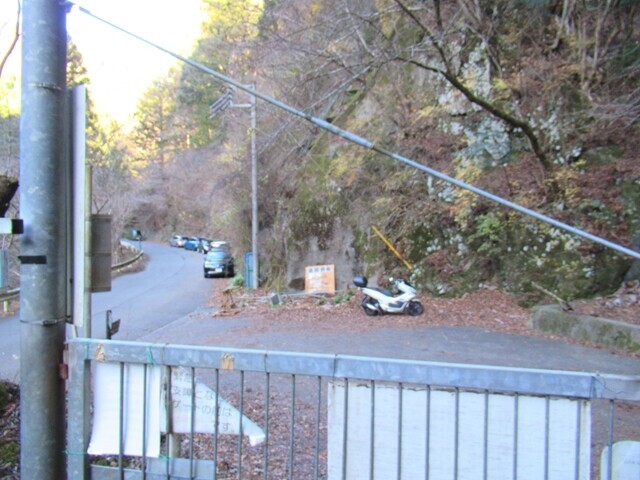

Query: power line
left=72, top=2, right=640, bottom=261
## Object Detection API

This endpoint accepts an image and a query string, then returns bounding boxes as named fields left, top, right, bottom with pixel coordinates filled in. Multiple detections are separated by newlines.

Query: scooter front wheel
left=406, top=300, right=424, bottom=316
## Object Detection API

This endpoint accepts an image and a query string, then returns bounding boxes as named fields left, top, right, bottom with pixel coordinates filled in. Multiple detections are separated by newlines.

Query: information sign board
left=305, top=264, right=335, bottom=293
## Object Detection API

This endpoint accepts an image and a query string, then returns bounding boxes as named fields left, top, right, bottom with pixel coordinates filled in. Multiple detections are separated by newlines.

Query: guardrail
left=0, top=244, right=144, bottom=303
left=111, top=246, right=144, bottom=271
left=0, top=287, right=19, bottom=302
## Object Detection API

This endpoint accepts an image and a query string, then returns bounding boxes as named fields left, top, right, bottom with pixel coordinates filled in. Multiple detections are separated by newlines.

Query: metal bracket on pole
left=106, top=310, right=120, bottom=340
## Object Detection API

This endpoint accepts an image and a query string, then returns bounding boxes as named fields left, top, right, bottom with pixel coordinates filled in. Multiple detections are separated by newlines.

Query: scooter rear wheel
left=362, top=297, right=380, bottom=316
left=406, top=300, right=424, bottom=316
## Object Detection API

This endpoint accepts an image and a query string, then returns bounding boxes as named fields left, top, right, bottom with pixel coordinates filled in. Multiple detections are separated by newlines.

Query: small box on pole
left=91, top=214, right=112, bottom=293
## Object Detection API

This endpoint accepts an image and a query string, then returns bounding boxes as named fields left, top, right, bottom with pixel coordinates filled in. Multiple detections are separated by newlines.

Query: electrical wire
left=70, top=2, right=640, bottom=261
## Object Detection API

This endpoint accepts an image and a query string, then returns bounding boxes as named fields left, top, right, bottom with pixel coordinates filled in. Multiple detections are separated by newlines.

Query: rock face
left=286, top=219, right=358, bottom=291
left=624, top=233, right=640, bottom=282
left=267, top=38, right=640, bottom=301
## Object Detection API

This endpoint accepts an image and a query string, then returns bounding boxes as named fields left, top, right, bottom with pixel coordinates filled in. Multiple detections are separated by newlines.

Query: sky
left=0, top=0, right=204, bottom=122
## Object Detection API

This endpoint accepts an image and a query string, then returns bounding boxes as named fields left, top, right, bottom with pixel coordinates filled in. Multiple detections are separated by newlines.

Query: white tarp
left=328, top=381, right=591, bottom=480
left=88, top=363, right=265, bottom=457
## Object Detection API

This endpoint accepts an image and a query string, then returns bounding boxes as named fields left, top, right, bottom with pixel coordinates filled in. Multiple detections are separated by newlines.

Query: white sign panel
left=88, top=364, right=265, bottom=457
left=162, top=367, right=265, bottom=447
left=601, top=441, right=640, bottom=479
left=88, top=362, right=162, bottom=457
left=328, top=381, right=591, bottom=480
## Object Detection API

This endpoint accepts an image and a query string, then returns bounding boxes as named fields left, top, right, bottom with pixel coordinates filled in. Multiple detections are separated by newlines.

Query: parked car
left=203, top=248, right=235, bottom=278
left=197, top=239, right=212, bottom=253
left=183, top=237, right=201, bottom=251
left=208, top=240, right=231, bottom=252
left=170, top=235, right=187, bottom=247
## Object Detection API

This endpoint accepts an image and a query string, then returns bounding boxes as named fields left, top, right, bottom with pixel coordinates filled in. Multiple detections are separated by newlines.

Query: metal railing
left=66, top=338, right=640, bottom=480
left=0, top=287, right=19, bottom=302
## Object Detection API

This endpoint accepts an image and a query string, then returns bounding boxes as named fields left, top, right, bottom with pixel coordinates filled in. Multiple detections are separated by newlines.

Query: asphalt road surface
left=0, top=241, right=212, bottom=382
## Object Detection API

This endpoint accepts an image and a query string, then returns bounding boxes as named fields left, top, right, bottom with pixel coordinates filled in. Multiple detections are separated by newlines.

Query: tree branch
left=401, top=57, right=551, bottom=169
left=0, top=0, right=21, bottom=78
left=393, top=0, right=451, bottom=72
left=392, top=0, right=551, bottom=170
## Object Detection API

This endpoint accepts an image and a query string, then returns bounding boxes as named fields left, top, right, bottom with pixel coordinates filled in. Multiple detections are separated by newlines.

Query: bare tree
left=0, top=0, right=20, bottom=78
left=390, top=0, right=551, bottom=169
left=0, top=0, right=20, bottom=211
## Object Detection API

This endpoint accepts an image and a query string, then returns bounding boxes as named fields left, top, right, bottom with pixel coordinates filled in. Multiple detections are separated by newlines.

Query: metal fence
left=66, top=338, right=640, bottom=480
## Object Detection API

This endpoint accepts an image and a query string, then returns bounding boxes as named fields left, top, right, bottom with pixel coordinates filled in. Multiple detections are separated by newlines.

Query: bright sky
left=0, top=0, right=204, bottom=122
left=68, top=0, right=204, bottom=123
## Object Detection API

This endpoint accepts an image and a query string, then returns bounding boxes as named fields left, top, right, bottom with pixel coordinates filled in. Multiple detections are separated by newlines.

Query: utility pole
left=210, top=84, right=259, bottom=288
left=19, top=0, right=68, bottom=478
left=249, top=85, right=258, bottom=290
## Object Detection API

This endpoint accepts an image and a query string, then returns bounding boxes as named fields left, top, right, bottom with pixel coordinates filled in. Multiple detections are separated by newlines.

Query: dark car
left=183, top=237, right=201, bottom=251
left=203, top=248, right=235, bottom=278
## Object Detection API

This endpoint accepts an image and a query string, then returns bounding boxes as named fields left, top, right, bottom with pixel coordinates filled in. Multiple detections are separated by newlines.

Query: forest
left=1, top=0, right=639, bottom=304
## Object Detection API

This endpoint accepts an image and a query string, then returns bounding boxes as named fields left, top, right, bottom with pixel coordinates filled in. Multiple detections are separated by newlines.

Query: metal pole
left=250, top=85, right=259, bottom=289
left=19, top=0, right=67, bottom=478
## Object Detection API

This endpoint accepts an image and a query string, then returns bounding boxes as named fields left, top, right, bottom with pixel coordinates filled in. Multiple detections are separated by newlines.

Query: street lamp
left=210, top=85, right=259, bottom=289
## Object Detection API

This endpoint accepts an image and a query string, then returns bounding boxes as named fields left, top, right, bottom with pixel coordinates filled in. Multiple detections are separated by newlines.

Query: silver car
left=170, top=235, right=187, bottom=247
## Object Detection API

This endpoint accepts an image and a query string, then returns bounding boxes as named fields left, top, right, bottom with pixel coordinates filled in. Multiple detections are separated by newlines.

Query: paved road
left=2, top=242, right=639, bottom=381
left=0, top=242, right=212, bottom=382
left=89, top=242, right=211, bottom=340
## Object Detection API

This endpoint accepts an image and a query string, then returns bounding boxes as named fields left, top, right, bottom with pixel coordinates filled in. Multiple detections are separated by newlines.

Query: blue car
left=183, top=237, right=201, bottom=251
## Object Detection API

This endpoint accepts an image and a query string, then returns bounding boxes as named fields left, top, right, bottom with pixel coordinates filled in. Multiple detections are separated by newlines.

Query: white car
left=170, top=235, right=187, bottom=247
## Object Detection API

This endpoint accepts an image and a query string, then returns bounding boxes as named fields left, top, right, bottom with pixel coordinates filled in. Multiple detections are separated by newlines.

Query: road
left=0, top=241, right=212, bottom=382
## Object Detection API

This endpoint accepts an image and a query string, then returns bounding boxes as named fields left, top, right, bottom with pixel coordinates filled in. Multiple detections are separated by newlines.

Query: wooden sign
left=305, top=264, right=336, bottom=293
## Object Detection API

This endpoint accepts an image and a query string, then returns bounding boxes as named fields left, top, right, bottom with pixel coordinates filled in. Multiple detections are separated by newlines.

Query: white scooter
left=353, top=276, right=424, bottom=316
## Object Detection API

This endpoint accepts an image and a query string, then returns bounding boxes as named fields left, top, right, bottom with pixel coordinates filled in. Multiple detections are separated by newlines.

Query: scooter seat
left=369, top=287, right=394, bottom=297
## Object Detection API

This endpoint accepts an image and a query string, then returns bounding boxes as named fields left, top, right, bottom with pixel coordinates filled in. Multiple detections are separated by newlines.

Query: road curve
left=0, top=241, right=212, bottom=382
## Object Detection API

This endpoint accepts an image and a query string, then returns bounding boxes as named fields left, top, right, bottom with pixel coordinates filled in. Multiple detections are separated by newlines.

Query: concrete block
left=530, top=305, right=640, bottom=353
